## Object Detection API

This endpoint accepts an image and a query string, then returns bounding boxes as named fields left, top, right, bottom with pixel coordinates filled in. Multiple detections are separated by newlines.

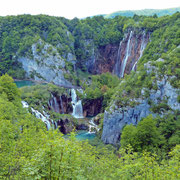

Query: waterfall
left=88, top=118, right=100, bottom=133
left=22, top=101, right=29, bottom=108
left=120, top=31, right=133, bottom=78
left=59, top=96, right=64, bottom=114
left=132, top=61, right=137, bottom=71
left=31, top=108, right=52, bottom=130
left=53, top=96, right=60, bottom=113
left=22, top=101, right=52, bottom=130
left=132, top=31, right=147, bottom=71
left=71, top=89, right=84, bottom=118
left=48, top=94, right=60, bottom=113
left=114, top=40, right=123, bottom=77
left=54, top=121, right=58, bottom=129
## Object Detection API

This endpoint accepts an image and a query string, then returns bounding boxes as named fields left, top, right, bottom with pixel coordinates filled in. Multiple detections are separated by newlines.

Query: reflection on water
left=15, top=80, right=35, bottom=88
left=64, top=130, right=96, bottom=141
left=75, top=130, right=96, bottom=140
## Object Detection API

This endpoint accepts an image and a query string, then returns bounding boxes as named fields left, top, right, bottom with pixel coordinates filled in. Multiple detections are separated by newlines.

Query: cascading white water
left=31, top=108, right=51, bottom=130
left=53, top=96, right=60, bottom=113
left=114, top=40, right=123, bottom=77
left=71, top=89, right=84, bottom=118
left=21, top=101, right=52, bottom=130
left=48, top=94, right=60, bottom=113
left=22, top=101, right=29, bottom=108
left=59, top=96, right=64, bottom=114
left=88, top=118, right=100, bottom=133
left=132, top=31, right=147, bottom=71
left=120, top=31, right=133, bottom=78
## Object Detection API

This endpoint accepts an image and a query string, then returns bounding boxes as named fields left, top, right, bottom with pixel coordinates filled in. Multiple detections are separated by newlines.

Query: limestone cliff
left=101, top=52, right=180, bottom=144
left=85, top=29, right=150, bottom=77
left=83, top=97, right=103, bottom=117
left=18, top=39, right=72, bottom=87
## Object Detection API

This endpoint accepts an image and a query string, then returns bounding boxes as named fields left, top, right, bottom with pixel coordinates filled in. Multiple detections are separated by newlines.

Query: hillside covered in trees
left=0, top=74, right=179, bottom=179
left=103, top=7, right=180, bottom=18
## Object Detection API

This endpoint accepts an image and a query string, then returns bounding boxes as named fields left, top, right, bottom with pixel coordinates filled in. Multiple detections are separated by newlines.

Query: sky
left=0, top=0, right=179, bottom=19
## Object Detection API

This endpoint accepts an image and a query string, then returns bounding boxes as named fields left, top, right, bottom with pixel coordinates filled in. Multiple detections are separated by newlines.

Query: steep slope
left=102, top=46, right=180, bottom=144
left=0, top=13, right=179, bottom=84
left=18, top=39, right=72, bottom=86
left=0, top=15, right=76, bottom=85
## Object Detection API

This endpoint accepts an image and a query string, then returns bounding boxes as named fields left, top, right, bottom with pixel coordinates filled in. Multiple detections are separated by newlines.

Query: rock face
left=48, top=94, right=73, bottom=114
left=102, top=99, right=152, bottom=144
left=86, top=29, right=149, bottom=77
left=57, top=119, right=74, bottom=134
left=57, top=118, right=89, bottom=134
left=113, top=30, right=149, bottom=77
left=101, top=59, right=180, bottom=145
left=18, top=39, right=72, bottom=87
left=88, top=44, right=119, bottom=74
left=83, top=97, right=103, bottom=117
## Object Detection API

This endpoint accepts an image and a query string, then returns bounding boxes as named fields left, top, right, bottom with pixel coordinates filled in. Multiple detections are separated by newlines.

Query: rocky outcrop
left=83, top=97, right=103, bottom=117
left=57, top=118, right=74, bottom=134
left=101, top=58, right=180, bottom=145
left=57, top=117, right=89, bottom=134
left=48, top=94, right=72, bottom=114
left=102, top=100, right=152, bottom=144
left=86, top=29, right=150, bottom=77
left=113, top=30, right=150, bottom=77
left=18, top=39, right=72, bottom=87
left=88, top=44, right=119, bottom=74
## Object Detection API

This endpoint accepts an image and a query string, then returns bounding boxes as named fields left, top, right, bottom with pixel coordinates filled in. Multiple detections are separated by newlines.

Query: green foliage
left=21, top=83, right=69, bottom=111
left=121, top=113, right=180, bottom=157
left=0, top=74, right=21, bottom=103
left=0, top=15, right=74, bottom=77
left=0, top=12, right=179, bottom=74
left=121, top=115, right=163, bottom=153
left=82, top=72, right=120, bottom=109
left=0, top=74, right=180, bottom=179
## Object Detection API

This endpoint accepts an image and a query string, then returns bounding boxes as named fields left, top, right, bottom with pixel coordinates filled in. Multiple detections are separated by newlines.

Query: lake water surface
left=15, top=80, right=35, bottom=88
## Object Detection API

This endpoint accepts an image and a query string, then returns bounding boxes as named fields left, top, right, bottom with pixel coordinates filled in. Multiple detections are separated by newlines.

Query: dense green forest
left=0, top=74, right=180, bottom=179
left=0, top=12, right=179, bottom=79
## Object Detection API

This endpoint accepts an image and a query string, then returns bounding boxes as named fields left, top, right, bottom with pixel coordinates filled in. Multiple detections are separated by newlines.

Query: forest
left=0, top=74, right=179, bottom=179
left=0, top=12, right=179, bottom=78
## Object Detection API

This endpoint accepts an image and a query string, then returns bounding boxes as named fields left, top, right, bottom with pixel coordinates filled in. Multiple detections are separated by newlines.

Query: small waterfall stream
left=71, top=89, right=84, bottom=118
left=22, top=101, right=52, bottom=130
left=53, top=95, right=60, bottom=113
left=114, top=40, right=123, bottom=77
left=132, top=31, right=147, bottom=71
left=88, top=118, right=100, bottom=133
left=120, top=31, right=133, bottom=78
left=59, top=96, right=64, bottom=114
left=48, top=94, right=60, bottom=113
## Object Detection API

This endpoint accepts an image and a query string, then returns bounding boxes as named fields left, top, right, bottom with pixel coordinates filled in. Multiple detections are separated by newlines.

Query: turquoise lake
left=75, top=131, right=96, bottom=140
left=15, top=80, right=35, bottom=88
left=64, top=131, right=96, bottom=141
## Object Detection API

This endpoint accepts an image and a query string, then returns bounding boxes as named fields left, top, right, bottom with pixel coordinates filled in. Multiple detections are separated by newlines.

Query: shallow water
left=75, top=130, right=96, bottom=140
left=15, top=80, right=35, bottom=88
left=64, top=130, right=96, bottom=141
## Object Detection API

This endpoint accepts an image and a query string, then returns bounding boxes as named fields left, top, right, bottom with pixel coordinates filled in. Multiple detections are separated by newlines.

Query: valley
left=0, top=10, right=179, bottom=179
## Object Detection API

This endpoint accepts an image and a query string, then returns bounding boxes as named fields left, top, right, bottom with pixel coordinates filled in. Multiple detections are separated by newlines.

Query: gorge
left=11, top=12, right=179, bottom=145
left=0, top=11, right=180, bottom=179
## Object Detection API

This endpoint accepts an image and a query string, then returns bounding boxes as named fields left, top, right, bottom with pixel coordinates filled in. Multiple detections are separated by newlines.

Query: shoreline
left=14, top=79, right=81, bottom=89
left=14, top=78, right=48, bottom=84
